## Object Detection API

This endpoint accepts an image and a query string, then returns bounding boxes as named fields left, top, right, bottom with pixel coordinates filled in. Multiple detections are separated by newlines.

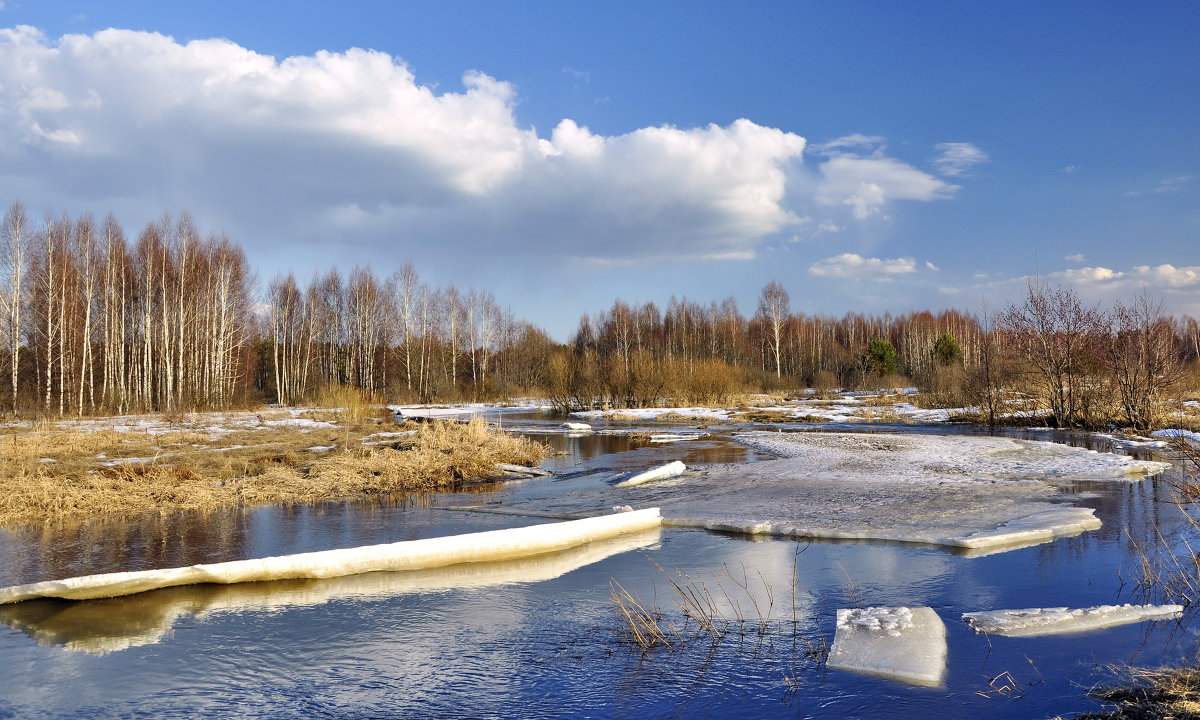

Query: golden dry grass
left=0, top=416, right=548, bottom=528
left=1064, top=666, right=1200, bottom=719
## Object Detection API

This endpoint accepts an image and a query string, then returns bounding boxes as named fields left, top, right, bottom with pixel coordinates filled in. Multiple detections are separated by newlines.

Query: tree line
left=3, top=202, right=1197, bottom=430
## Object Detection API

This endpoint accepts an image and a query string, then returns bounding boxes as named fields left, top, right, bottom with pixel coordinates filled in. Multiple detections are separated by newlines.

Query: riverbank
left=0, top=410, right=548, bottom=528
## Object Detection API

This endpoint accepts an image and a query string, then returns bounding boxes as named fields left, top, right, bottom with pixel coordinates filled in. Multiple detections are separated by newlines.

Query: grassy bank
left=0, top=413, right=548, bottom=528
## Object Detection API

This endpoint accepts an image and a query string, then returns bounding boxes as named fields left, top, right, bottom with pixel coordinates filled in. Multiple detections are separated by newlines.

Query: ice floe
left=827, top=606, right=947, bottom=686
left=613, top=461, right=687, bottom=488
left=482, top=432, right=1169, bottom=554
left=962, top=603, right=1183, bottom=637
left=562, top=422, right=592, bottom=431
left=0, top=528, right=662, bottom=654
left=0, top=509, right=663, bottom=604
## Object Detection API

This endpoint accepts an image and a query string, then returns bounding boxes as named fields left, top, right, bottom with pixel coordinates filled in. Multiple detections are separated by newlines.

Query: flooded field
left=0, top=408, right=1195, bottom=718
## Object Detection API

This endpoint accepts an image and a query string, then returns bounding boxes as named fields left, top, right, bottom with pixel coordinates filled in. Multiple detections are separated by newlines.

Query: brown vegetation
left=1065, top=666, right=1200, bottom=719
left=0, top=415, right=548, bottom=528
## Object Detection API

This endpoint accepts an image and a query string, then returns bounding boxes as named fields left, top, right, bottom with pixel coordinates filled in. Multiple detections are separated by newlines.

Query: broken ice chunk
left=613, top=460, right=686, bottom=488
left=827, top=606, right=947, bottom=686
left=962, top=603, right=1183, bottom=637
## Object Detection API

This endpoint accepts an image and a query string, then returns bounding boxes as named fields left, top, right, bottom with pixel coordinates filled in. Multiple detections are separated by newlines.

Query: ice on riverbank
left=963, top=603, right=1183, bottom=637
left=0, top=528, right=662, bottom=654
left=827, top=606, right=947, bottom=686
left=481, top=432, right=1169, bottom=554
left=0, top=509, right=663, bottom=604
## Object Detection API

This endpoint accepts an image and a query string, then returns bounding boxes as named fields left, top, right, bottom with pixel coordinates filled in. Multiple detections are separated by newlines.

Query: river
left=0, top=410, right=1193, bottom=719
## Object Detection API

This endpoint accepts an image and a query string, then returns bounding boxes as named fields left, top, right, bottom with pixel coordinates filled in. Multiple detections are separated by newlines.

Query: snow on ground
left=483, top=431, right=1170, bottom=554
left=572, top=407, right=732, bottom=421
left=827, top=606, right=947, bottom=686
left=962, top=604, right=1183, bottom=637
left=1153, top=428, right=1200, bottom=444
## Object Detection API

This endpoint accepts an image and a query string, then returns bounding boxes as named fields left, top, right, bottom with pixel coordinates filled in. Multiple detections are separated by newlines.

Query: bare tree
left=1000, top=279, right=1103, bottom=428
left=1, top=203, right=27, bottom=413
left=756, top=281, right=790, bottom=379
left=1105, top=290, right=1185, bottom=431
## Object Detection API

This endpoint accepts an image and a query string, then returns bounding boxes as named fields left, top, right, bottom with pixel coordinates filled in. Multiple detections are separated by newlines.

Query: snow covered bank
left=0, top=528, right=662, bottom=654
left=963, top=604, right=1183, bottom=637
left=827, top=606, right=947, bottom=686
left=482, top=432, right=1169, bottom=554
left=0, top=509, right=663, bottom=604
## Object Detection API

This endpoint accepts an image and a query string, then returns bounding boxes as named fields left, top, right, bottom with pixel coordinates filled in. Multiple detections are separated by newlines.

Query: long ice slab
left=0, top=508, right=662, bottom=604
left=827, top=606, right=947, bottom=687
left=0, top=528, right=661, bottom=654
left=963, top=603, right=1183, bottom=637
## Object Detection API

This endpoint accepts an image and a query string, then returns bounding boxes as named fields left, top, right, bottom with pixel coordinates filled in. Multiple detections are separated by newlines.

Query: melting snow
left=828, top=606, right=947, bottom=686
left=963, top=604, right=1183, bottom=637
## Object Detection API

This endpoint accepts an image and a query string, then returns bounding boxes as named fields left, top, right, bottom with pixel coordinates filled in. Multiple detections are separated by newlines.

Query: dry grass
left=0, top=416, right=548, bottom=528
left=1063, top=666, right=1200, bottom=719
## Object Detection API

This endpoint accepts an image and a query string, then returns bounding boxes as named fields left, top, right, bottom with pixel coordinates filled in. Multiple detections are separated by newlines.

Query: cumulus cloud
left=808, top=253, right=923, bottom=280
left=933, top=142, right=988, bottom=177
left=0, top=26, right=964, bottom=267
left=1051, top=264, right=1200, bottom=289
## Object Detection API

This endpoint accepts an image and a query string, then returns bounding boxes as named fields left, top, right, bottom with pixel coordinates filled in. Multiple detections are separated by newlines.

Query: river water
left=0, top=411, right=1194, bottom=719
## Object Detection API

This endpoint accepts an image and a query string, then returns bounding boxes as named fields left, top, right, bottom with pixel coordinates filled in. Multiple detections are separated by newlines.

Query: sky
left=0, top=1, right=1197, bottom=338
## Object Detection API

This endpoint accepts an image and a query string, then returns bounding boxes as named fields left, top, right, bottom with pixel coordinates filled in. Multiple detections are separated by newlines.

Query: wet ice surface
left=963, top=604, right=1184, bottom=637
left=483, top=431, right=1170, bottom=553
left=828, top=606, right=947, bottom=686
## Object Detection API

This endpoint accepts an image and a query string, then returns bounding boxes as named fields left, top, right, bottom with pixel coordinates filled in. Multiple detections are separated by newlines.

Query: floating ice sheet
left=963, top=603, right=1183, bottom=637
left=0, top=508, right=662, bottom=605
left=827, top=606, right=947, bottom=686
left=482, top=432, right=1168, bottom=554
left=0, top=528, right=662, bottom=654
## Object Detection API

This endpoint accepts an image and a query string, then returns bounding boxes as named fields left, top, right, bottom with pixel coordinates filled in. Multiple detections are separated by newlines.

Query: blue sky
left=1, top=1, right=1196, bottom=337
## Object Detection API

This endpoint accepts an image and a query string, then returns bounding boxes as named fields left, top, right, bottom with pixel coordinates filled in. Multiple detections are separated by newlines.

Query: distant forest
left=2, top=203, right=1198, bottom=430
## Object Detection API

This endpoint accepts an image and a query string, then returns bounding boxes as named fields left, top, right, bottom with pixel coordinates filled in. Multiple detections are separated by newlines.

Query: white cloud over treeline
left=0, top=26, right=969, bottom=265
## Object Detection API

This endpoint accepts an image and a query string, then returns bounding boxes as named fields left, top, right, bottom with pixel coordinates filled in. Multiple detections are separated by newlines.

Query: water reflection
left=0, top=528, right=661, bottom=654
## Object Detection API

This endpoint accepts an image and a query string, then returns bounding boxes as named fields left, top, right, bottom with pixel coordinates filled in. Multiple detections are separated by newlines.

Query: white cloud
left=1061, top=165, right=1079, bottom=174
left=0, top=26, right=965, bottom=267
left=1125, top=176, right=1193, bottom=196
left=816, top=155, right=958, bottom=219
left=808, top=253, right=922, bottom=280
left=811, top=134, right=886, bottom=155
left=933, top=142, right=988, bottom=177
left=1064, top=253, right=1085, bottom=262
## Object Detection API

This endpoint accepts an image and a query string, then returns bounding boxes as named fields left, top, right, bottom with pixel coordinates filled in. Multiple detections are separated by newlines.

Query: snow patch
left=1153, top=428, right=1200, bottom=444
